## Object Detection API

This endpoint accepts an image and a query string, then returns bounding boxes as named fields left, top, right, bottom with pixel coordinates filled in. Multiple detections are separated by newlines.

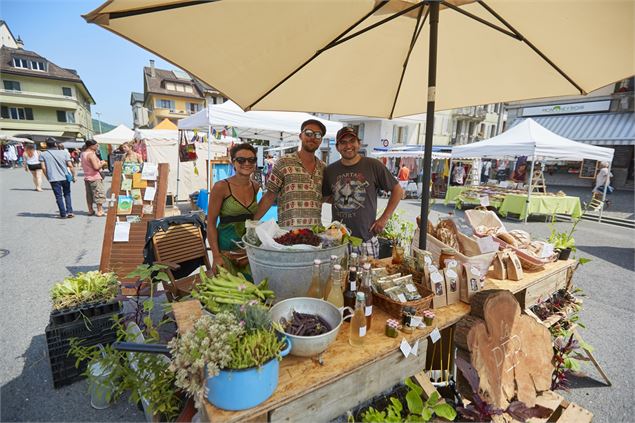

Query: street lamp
left=95, top=111, right=103, bottom=134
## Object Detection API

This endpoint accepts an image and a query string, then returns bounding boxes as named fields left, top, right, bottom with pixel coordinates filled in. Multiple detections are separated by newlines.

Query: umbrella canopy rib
left=476, top=1, right=586, bottom=95
left=440, top=0, right=519, bottom=39
left=389, top=4, right=429, bottom=119
left=246, top=0, right=390, bottom=111
left=108, top=1, right=210, bottom=20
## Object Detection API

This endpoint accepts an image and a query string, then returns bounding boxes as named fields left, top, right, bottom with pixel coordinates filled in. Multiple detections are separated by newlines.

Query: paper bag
left=444, top=267, right=460, bottom=305
left=429, top=269, right=447, bottom=308
left=461, top=263, right=483, bottom=303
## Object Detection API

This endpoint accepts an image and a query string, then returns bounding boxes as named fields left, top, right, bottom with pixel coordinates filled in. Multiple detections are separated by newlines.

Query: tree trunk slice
left=457, top=289, right=554, bottom=409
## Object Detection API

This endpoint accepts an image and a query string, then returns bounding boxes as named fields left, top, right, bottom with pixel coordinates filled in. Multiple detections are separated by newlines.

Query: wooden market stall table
left=498, top=193, right=582, bottom=220
left=443, top=185, right=505, bottom=209
left=172, top=259, right=577, bottom=423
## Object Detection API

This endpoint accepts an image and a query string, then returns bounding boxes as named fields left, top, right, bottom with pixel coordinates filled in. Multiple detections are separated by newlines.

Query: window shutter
left=1, top=106, right=8, bottom=119
left=57, top=110, right=66, bottom=122
left=25, top=108, right=33, bottom=120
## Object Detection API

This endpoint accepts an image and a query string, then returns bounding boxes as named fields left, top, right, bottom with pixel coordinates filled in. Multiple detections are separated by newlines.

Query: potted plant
left=168, top=304, right=290, bottom=411
left=50, top=271, right=120, bottom=324
left=378, top=210, right=416, bottom=261
left=547, top=213, right=582, bottom=261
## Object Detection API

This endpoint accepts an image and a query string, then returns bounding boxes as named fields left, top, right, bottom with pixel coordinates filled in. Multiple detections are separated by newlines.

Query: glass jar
left=439, top=247, right=457, bottom=270
left=391, top=244, right=405, bottom=265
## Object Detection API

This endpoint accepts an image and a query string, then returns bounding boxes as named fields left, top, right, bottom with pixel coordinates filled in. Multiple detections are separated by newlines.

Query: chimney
left=149, top=59, right=155, bottom=77
left=16, top=36, right=24, bottom=49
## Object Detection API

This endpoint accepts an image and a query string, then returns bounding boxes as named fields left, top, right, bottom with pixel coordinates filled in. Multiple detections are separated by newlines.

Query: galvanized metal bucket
left=241, top=236, right=348, bottom=301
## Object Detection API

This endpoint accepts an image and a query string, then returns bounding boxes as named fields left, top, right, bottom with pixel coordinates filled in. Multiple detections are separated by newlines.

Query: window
left=187, top=102, right=202, bottom=113
left=1, top=106, right=33, bottom=120
left=62, top=87, right=72, bottom=97
left=56, top=110, right=75, bottom=123
left=165, top=82, right=176, bottom=91
left=156, top=99, right=175, bottom=110
left=3, top=80, right=21, bottom=91
left=31, top=60, right=46, bottom=71
left=184, top=85, right=193, bottom=93
left=175, top=84, right=184, bottom=92
left=13, top=58, right=29, bottom=68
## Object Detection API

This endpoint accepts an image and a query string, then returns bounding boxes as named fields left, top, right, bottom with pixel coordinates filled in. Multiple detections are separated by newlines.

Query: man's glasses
left=234, top=157, right=257, bottom=164
left=302, top=129, right=323, bottom=139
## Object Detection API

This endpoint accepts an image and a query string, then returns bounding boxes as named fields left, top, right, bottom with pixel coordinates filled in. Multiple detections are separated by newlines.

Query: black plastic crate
left=49, top=300, right=122, bottom=325
left=46, top=313, right=120, bottom=389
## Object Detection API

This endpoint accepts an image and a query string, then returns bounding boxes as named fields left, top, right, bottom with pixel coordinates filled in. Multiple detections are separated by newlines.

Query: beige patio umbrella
left=84, top=0, right=634, bottom=247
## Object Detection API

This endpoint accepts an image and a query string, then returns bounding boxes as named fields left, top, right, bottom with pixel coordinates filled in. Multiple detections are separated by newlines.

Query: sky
left=2, top=0, right=180, bottom=128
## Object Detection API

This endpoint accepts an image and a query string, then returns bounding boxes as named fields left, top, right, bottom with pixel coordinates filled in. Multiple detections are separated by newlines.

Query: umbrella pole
left=524, top=159, right=536, bottom=223
left=598, top=162, right=611, bottom=223
left=419, top=0, right=439, bottom=250
left=207, top=123, right=212, bottom=192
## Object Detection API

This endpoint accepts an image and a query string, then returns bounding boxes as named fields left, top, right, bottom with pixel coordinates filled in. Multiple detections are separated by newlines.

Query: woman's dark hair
left=230, top=143, right=257, bottom=160
left=85, top=139, right=98, bottom=148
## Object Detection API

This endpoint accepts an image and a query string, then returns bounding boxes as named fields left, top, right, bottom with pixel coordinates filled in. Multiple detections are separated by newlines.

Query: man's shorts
left=85, top=179, right=106, bottom=205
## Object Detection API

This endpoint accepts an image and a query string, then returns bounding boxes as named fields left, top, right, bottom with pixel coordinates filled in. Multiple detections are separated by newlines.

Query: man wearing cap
left=254, top=119, right=327, bottom=227
left=323, top=127, right=403, bottom=258
left=40, top=137, right=75, bottom=218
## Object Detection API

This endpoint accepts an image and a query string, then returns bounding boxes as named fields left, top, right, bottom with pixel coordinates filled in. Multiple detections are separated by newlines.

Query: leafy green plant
left=51, top=271, right=118, bottom=310
left=379, top=210, right=416, bottom=248
left=360, top=378, right=456, bottom=422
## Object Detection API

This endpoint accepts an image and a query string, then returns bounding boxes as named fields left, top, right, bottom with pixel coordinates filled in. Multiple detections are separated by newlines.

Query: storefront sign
left=522, top=100, right=610, bottom=117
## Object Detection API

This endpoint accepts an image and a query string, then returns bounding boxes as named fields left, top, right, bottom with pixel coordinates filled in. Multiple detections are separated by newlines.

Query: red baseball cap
left=336, top=127, right=359, bottom=143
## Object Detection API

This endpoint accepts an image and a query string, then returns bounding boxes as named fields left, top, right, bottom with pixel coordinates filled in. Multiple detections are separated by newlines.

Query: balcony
left=152, top=107, right=194, bottom=119
left=0, top=89, right=81, bottom=110
left=453, top=106, right=487, bottom=121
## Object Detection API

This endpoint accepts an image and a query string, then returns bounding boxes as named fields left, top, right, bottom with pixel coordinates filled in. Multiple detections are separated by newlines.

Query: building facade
left=0, top=21, right=95, bottom=141
left=506, top=77, right=634, bottom=189
left=139, top=60, right=225, bottom=128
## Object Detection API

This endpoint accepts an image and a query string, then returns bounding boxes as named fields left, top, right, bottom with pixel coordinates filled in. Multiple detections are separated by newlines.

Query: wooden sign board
left=579, top=159, right=598, bottom=179
left=100, top=161, right=169, bottom=293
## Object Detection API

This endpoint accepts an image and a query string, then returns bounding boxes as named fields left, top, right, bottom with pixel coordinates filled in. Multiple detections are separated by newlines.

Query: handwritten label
left=359, top=326, right=367, bottom=337
left=430, top=328, right=441, bottom=344
left=350, top=281, right=356, bottom=291
left=431, top=272, right=444, bottom=283
left=400, top=338, right=412, bottom=357
left=424, top=255, right=432, bottom=265
left=397, top=293, right=407, bottom=303
left=411, top=316, right=423, bottom=327
left=541, top=243, right=555, bottom=258
left=476, top=236, right=499, bottom=254
left=405, top=284, right=418, bottom=293
left=411, top=340, right=419, bottom=356
left=365, top=306, right=373, bottom=316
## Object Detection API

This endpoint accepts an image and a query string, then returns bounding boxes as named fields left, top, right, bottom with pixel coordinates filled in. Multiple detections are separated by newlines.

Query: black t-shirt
left=323, top=157, right=398, bottom=241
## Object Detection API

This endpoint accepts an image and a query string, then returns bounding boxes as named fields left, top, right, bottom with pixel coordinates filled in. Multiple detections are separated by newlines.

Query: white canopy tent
left=94, top=124, right=135, bottom=145
left=371, top=150, right=451, bottom=160
left=451, top=118, right=615, bottom=222
left=135, top=129, right=227, bottom=201
left=178, top=100, right=342, bottom=143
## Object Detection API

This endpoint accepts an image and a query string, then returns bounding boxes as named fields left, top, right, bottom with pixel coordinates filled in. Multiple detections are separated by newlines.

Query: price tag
left=480, top=195, right=490, bottom=207
left=350, top=281, right=356, bottom=291
left=397, top=293, right=407, bottom=303
left=400, top=338, right=412, bottom=357
left=541, top=243, right=555, bottom=258
left=411, top=316, right=422, bottom=327
left=476, top=236, right=499, bottom=254
left=430, top=272, right=444, bottom=284
left=405, top=284, right=418, bottom=293
left=411, top=340, right=419, bottom=356
left=365, top=305, right=373, bottom=316
left=424, top=255, right=432, bottom=265
left=359, top=326, right=367, bottom=337
left=430, top=328, right=441, bottom=344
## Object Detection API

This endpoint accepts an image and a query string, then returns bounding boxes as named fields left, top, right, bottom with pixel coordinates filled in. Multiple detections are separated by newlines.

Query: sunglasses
left=302, top=129, right=323, bottom=139
left=233, top=157, right=257, bottom=164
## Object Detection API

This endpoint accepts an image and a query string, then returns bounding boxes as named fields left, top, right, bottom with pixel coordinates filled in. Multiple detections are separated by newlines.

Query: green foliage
left=379, top=210, right=416, bottom=248
left=50, top=271, right=118, bottom=310
left=125, top=263, right=170, bottom=285
left=228, top=329, right=285, bottom=369
left=361, top=378, right=456, bottom=423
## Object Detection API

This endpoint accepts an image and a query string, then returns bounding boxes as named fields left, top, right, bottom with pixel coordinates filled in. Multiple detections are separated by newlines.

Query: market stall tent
left=155, top=118, right=178, bottom=130
left=94, top=124, right=134, bottom=145
left=135, top=129, right=227, bottom=200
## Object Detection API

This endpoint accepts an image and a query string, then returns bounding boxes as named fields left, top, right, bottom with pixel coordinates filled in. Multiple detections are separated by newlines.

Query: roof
left=0, top=46, right=95, bottom=104
left=143, top=66, right=204, bottom=100
left=0, top=20, right=18, bottom=45
left=130, top=91, right=144, bottom=104
left=511, top=112, right=635, bottom=146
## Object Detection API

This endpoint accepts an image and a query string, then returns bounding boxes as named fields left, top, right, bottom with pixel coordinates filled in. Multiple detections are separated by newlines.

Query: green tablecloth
left=498, top=194, right=582, bottom=220
left=444, top=186, right=504, bottom=209
left=444, top=186, right=469, bottom=205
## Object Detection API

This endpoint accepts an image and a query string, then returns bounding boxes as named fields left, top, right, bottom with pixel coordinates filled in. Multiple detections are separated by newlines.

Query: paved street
left=1, top=167, right=634, bottom=422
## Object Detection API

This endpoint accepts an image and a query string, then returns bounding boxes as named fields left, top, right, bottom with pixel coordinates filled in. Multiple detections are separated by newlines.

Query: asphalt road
left=1, top=167, right=633, bottom=422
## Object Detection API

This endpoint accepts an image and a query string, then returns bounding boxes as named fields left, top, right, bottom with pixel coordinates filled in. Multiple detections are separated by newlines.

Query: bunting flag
left=222, top=129, right=227, bottom=137
left=232, top=127, right=238, bottom=138
left=212, top=128, right=217, bottom=137
left=194, top=165, right=199, bottom=176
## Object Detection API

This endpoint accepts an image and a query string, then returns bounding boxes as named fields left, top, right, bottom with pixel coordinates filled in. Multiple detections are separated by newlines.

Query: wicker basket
left=373, top=284, right=434, bottom=319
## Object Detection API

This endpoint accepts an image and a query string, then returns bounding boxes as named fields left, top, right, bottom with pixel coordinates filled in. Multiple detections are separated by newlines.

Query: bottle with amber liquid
left=349, top=292, right=367, bottom=347
left=323, top=255, right=339, bottom=299
left=343, top=266, right=357, bottom=322
left=325, top=264, right=344, bottom=309
left=306, top=259, right=323, bottom=299
left=359, top=263, right=374, bottom=330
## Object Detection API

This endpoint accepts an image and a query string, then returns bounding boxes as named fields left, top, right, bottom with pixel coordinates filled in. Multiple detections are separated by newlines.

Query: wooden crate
left=490, top=390, right=593, bottom=423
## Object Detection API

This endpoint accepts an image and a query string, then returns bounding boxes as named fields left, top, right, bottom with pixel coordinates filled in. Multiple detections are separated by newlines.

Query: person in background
left=121, top=142, right=143, bottom=163
left=40, top=137, right=75, bottom=218
left=593, top=161, right=613, bottom=208
left=207, top=143, right=260, bottom=274
left=511, top=162, right=527, bottom=183
left=323, top=127, right=404, bottom=258
left=4, top=144, right=18, bottom=168
left=397, top=163, right=410, bottom=199
left=451, top=162, right=466, bottom=185
left=254, top=119, right=327, bottom=227
left=81, top=140, right=108, bottom=217
left=23, top=143, right=43, bottom=191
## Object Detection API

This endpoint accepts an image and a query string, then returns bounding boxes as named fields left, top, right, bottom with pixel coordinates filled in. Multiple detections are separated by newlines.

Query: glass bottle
left=306, top=259, right=323, bottom=299
left=325, top=265, right=344, bottom=309
left=343, top=266, right=357, bottom=322
left=349, top=292, right=367, bottom=347
left=359, top=263, right=374, bottom=330
left=323, top=255, right=339, bottom=300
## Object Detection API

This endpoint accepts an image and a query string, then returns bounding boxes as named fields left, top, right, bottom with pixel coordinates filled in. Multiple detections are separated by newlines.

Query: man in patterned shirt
left=254, top=119, right=327, bottom=227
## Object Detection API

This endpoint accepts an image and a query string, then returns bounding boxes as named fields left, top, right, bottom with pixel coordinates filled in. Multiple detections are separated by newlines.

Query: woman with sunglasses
left=207, top=143, right=260, bottom=275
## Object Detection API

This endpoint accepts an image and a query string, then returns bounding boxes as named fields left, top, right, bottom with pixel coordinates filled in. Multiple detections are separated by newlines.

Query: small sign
left=397, top=293, right=407, bottom=303
left=411, top=316, right=423, bottom=327
left=541, top=243, right=555, bottom=258
left=411, top=340, right=419, bottom=356
left=405, top=284, right=418, bottom=293
left=400, top=338, right=412, bottom=357
left=480, top=195, right=490, bottom=207
left=430, top=328, right=441, bottom=344
left=365, top=305, right=373, bottom=316
left=113, top=221, right=131, bottom=242
left=144, top=186, right=156, bottom=201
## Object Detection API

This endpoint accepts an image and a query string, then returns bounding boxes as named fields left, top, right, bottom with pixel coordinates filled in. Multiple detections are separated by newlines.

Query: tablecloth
left=498, top=194, right=582, bottom=220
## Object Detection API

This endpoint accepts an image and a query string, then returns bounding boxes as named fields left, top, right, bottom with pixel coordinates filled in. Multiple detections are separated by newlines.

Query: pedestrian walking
left=40, top=137, right=75, bottom=219
left=23, top=144, right=43, bottom=191
left=592, top=161, right=614, bottom=208
left=81, top=140, right=107, bottom=216
left=254, top=119, right=327, bottom=227
left=322, top=127, right=404, bottom=258
left=4, top=144, right=18, bottom=168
